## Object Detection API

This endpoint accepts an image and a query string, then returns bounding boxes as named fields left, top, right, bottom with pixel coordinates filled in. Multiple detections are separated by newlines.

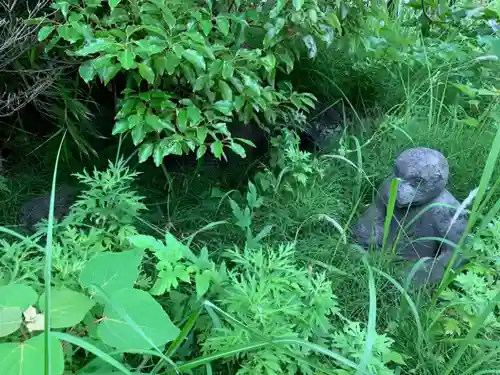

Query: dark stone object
left=304, top=106, right=344, bottom=151
left=352, top=147, right=468, bottom=285
left=19, top=184, right=76, bottom=231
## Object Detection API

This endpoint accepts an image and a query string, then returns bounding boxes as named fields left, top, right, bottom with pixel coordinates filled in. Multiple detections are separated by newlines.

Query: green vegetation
left=0, top=0, right=499, bottom=374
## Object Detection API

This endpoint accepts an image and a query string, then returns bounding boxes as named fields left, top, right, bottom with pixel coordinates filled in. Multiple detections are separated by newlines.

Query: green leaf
left=261, top=54, right=276, bottom=73
left=79, top=61, right=96, bottom=83
left=164, top=51, right=181, bottom=75
left=195, top=270, right=211, bottom=298
left=97, top=288, right=180, bottom=350
left=39, top=289, right=94, bottom=329
left=0, top=334, right=64, bottom=375
left=197, top=145, right=207, bottom=159
left=183, top=49, right=206, bottom=71
left=75, top=38, right=118, bottom=56
left=213, top=100, right=233, bottom=115
left=109, top=0, right=121, bottom=8
left=96, top=62, right=122, bottom=85
left=197, top=126, right=208, bottom=144
left=216, top=17, right=230, bottom=36
left=0, top=307, right=22, bottom=337
left=129, top=234, right=165, bottom=251
left=187, top=104, right=202, bottom=125
left=162, top=8, right=176, bottom=29
left=112, top=119, right=129, bottom=135
left=200, top=20, right=212, bottom=36
left=139, top=62, right=155, bottom=84
left=210, top=141, right=223, bottom=159
left=230, top=142, right=246, bottom=158
left=218, top=80, right=233, bottom=101
left=221, top=61, right=234, bottom=79
left=138, top=142, right=154, bottom=163
left=146, top=113, right=175, bottom=132
left=79, top=250, right=144, bottom=304
left=118, top=49, right=136, bottom=70
left=292, top=0, right=304, bottom=10
left=0, top=284, right=38, bottom=309
left=131, top=124, right=146, bottom=145
left=37, top=25, right=55, bottom=41
left=177, top=109, right=188, bottom=131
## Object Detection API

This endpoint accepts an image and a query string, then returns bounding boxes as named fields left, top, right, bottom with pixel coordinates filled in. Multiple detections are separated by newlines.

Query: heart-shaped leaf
left=39, top=289, right=95, bottom=329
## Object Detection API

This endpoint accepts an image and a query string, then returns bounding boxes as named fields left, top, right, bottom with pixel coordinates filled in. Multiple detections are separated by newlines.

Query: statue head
left=390, top=147, right=449, bottom=207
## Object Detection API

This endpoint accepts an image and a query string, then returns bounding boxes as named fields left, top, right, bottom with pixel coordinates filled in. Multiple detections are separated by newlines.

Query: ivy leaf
left=78, top=61, right=96, bottom=83
left=139, top=62, right=155, bottom=84
left=218, top=80, right=233, bottom=101
left=216, top=17, right=230, bottom=36
left=138, top=142, right=154, bottom=163
left=0, top=335, right=64, bottom=375
left=118, top=49, right=136, bottom=70
left=97, top=288, right=180, bottom=351
left=183, top=49, right=206, bottom=71
left=210, top=140, right=223, bottom=159
left=37, top=25, right=55, bottom=41
left=79, top=250, right=144, bottom=304
left=39, top=289, right=94, bottom=329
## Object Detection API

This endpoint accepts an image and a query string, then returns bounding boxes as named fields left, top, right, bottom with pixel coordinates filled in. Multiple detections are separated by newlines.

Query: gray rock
left=19, top=184, right=76, bottom=231
left=352, top=148, right=468, bottom=285
left=305, top=106, right=344, bottom=151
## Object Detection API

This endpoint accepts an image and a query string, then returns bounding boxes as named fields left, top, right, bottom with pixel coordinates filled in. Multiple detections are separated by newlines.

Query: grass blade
left=383, top=178, right=399, bottom=251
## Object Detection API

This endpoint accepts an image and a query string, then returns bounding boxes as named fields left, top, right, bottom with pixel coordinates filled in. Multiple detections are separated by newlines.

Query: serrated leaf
left=79, top=61, right=96, bottom=83
left=39, top=289, right=94, bottom=329
left=97, top=288, right=180, bottom=350
left=139, top=62, right=155, bottom=84
left=216, top=17, right=230, bottom=36
left=0, top=334, right=64, bottom=375
left=79, top=250, right=144, bottom=304
left=118, top=49, right=136, bottom=70
left=218, top=80, right=233, bottom=101
left=210, top=140, right=223, bottom=159
left=183, top=49, right=206, bottom=71
left=38, top=25, right=55, bottom=41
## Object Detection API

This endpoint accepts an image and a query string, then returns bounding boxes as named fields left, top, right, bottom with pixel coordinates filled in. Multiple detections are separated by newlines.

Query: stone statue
left=352, top=147, right=468, bottom=285
left=19, top=184, right=76, bottom=232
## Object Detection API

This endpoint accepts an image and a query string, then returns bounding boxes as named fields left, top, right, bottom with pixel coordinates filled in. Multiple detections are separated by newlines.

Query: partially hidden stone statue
left=352, top=147, right=468, bottom=285
left=20, top=184, right=76, bottom=232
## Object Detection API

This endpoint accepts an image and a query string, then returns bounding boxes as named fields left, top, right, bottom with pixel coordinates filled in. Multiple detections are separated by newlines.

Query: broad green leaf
left=177, top=108, right=188, bottom=131
left=213, top=100, right=233, bottom=115
left=138, top=142, right=154, bottom=163
left=0, top=334, right=64, bottom=375
left=117, top=49, right=136, bottom=70
left=0, top=284, right=38, bottom=309
left=183, top=49, right=206, bottom=71
left=0, top=307, right=22, bottom=337
left=162, top=8, right=176, bottom=29
left=261, top=54, right=276, bottom=72
left=97, top=288, right=180, bottom=350
left=96, top=63, right=122, bottom=85
left=229, top=142, right=246, bottom=158
left=79, top=61, right=96, bottom=83
left=187, top=104, right=202, bottom=125
left=196, top=126, right=208, bottom=144
left=37, top=25, right=55, bottom=41
left=39, top=289, right=94, bottom=329
left=112, top=119, right=129, bottom=135
left=79, top=250, right=144, bottom=303
left=146, top=113, right=175, bottom=132
left=292, top=0, right=304, bottom=10
left=218, top=80, right=232, bottom=101
left=129, top=234, right=165, bottom=251
left=242, top=75, right=260, bottom=98
left=221, top=61, right=234, bottom=79
left=164, top=51, right=181, bottom=75
left=153, top=143, right=164, bottom=166
left=109, top=0, right=121, bottom=8
left=197, top=145, right=207, bottom=159
left=200, top=19, right=212, bottom=35
left=195, top=270, right=211, bottom=298
left=216, top=17, right=230, bottom=36
left=139, top=62, right=155, bottom=84
left=131, top=124, right=146, bottom=145
left=75, top=38, right=118, bottom=56
left=210, top=141, right=223, bottom=159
